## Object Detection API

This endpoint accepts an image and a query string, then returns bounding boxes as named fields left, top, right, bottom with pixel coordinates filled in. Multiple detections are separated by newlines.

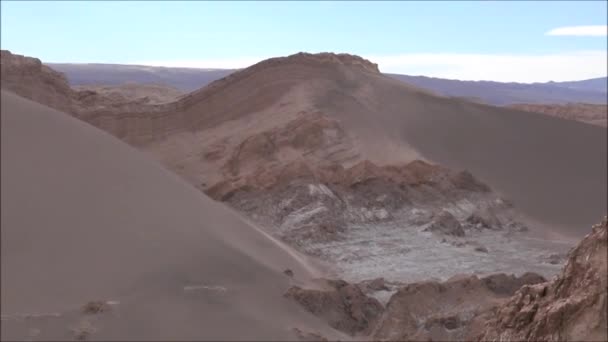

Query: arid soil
left=1, top=49, right=606, bottom=341
left=1, top=48, right=599, bottom=288
left=509, top=103, right=608, bottom=127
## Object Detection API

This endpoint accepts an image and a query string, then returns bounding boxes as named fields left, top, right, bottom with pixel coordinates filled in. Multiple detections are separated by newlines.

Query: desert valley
left=2, top=48, right=606, bottom=341
left=1, top=2, right=607, bottom=341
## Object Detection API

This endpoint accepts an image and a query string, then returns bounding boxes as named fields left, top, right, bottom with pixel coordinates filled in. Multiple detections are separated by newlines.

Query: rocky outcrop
left=73, top=83, right=183, bottom=105
left=1, top=50, right=75, bottom=113
left=284, top=279, right=384, bottom=336
left=0, top=50, right=169, bottom=119
left=466, top=207, right=503, bottom=230
left=285, top=217, right=607, bottom=342
left=285, top=272, right=546, bottom=341
left=220, top=158, right=510, bottom=247
left=424, top=211, right=466, bottom=237
left=372, top=273, right=546, bottom=341
left=476, top=217, right=608, bottom=342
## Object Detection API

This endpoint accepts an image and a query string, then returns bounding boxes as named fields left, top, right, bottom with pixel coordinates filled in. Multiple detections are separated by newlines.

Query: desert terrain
left=1, top=49, right=606, bottom=341
left=1, top=89, right=346, bottom=341
left=508, top=102, right=607, bottom=127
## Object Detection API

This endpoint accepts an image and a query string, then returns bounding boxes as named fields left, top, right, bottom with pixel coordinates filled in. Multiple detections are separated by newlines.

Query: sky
left=1, top=1, right=607, bottom=82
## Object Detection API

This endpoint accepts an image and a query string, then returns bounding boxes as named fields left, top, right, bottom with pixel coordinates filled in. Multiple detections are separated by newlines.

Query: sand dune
left=315, top=69, right=607, bottom=235
left=0, top=90, right=342, bottom=341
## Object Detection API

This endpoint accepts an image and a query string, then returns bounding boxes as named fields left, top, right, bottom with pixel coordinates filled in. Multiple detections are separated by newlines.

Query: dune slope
left=0, top=90, right=341, bottom=341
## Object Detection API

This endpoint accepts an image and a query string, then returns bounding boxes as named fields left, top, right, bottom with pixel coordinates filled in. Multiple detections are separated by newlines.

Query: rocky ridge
left=283, top=272, right=547, bottom=339
left=476, top=217, right=607, bottom=341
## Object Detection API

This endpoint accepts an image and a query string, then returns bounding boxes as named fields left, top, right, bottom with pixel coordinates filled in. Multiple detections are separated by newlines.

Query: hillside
left=2, top=49, right=606, bottom=341
left=0, top=50, right=172, bottom=116
left=4, top=51, right=606, bottom=235
left=553, top=77, right=608, bottom=93
left=0, top=90, right=344, bottom=341
left=74, top=83, right=184, bottom=105
left=508, top=103, right=607, bottom=127
left=2, top=50, right=605, bottom=284
left=141, top=52, right=606, bottom=235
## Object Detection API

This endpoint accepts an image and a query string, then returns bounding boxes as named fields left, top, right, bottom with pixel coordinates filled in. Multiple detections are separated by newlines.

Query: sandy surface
left=0, top=90, right=344, bottom=341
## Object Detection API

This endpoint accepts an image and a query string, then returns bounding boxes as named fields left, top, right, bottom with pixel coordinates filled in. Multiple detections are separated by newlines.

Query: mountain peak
left=276, top=52, right=380, bottom=73
left=231, top=51, right=380, bottom=76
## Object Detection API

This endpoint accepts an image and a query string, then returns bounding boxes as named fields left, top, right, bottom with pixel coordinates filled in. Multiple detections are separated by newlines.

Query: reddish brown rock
left=477, top=217, right=608, bottom=342
left=372, top=273, right=545, bottom=341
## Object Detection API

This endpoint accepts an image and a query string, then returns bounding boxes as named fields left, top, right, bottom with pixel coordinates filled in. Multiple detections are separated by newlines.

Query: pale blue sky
left=1, top=1, right=607, bottom=82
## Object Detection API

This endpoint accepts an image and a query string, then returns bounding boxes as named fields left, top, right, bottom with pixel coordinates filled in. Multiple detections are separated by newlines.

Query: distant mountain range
left=386, top=74, right=607, bottom=106
left=47, top=63, right=607, bottom=106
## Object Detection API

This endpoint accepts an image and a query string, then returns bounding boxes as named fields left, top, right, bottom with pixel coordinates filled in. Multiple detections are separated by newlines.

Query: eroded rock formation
left=476, top=217, right=608, bottom=342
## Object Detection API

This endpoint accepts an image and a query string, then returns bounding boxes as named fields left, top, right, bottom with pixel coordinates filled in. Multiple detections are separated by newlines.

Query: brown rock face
left=477, top=217, right=608, bottom=341
left=1, top=50, right=74, bottom=113
left=1, top=50, right=174, bottom=126
left=284, top=279, right=384, bottom=336
left=373, top=273, right=547, bottom=341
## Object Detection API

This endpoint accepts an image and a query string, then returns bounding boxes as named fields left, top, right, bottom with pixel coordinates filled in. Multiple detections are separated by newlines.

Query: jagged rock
left=284, top=279, right=384, bottom=336
left=477, top=217, right=608, bottom=341
left=424, top=211, right=465, bottom=237
left=481, top=272, right=547, bottom=296
left=372, top=273, right=546, bottom=341
left=357, top=278, right=390, bottom=294
left=466, top=208, right=502, bottom=230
